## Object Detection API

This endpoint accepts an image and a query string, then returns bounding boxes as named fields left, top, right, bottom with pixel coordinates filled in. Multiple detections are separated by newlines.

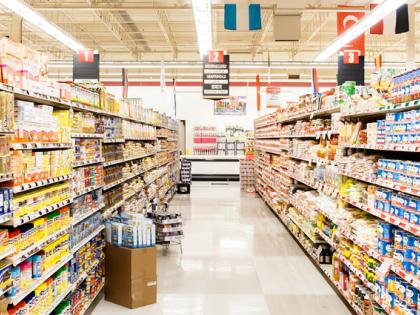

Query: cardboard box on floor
left=105, top=243, right=157, bottom=309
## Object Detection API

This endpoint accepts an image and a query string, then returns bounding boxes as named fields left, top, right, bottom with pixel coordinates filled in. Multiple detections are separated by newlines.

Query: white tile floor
left=92, top=182, right=352, bottom=315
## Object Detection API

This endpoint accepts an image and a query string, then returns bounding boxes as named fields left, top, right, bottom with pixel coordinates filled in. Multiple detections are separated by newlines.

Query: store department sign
left=202, top=52, right=230, bottom=100
left=266, top=86, right=281, bottom=108
left=336, top=6, right=365, bottom=85
left=73, top=50, right=100, bottom=82
left=214, top=96, right=246, bottom=115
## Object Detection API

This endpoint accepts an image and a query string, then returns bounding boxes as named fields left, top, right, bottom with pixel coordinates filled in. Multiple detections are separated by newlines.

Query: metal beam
left=86, top=0, right=141, bottom=60
left=251, top=10, right=273, bottom=59
left=155, top=10, right=178, bottom=59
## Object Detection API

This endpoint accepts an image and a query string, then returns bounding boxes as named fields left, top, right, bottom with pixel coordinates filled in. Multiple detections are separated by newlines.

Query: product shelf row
left=339, top=143, right=420, bottom=153
left=103, top=151, right=156, bottom=167
left=10, top=142, right=72, bottom=150
left=11, top=227, right=69, bottom=266
left=71, top=225, right=105, bottom=254
left=340, top=194, right=420, bottom=238
left=72, top=158, right=105, bottom=168
left=0, top=72, right=180, bottom=315
left=11, top=174, right=73, bottom=194
left=71, top=203, right=105, bottom=227
left=6, top=198, right=73, bottom=227
left=339, top=170, right=420, bottom=198
left=257, top=190, right=384, bottom=315
left=9, top=253, right=73, bottom=305
left=340, top=99, right=420, bottom=119
left=0, top=83, right=177, bottom=131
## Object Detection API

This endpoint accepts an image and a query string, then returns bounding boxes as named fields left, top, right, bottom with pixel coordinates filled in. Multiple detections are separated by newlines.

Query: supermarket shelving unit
left=254, top=88, right=420, bottom=315
left=0, top=83, right=180, bottom=313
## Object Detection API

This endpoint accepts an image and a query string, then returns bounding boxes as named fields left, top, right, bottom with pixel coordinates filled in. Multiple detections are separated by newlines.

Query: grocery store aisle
left=93, top=182, right=351, bottom=315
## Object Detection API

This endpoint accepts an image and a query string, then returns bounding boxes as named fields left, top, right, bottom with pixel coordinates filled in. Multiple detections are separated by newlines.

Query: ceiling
left=0, top=0, right=419, bottom=82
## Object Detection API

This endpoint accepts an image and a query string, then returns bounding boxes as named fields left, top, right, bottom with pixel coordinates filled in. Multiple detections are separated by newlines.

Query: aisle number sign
left=343, top=51, right=360, bottom=65
left=202, top=50, right=230, bottom=100
left=73, top=50, right=100, bottom=83
left=208, top=50, right=224, bottom=63
left=78, top=50, right=95, bottom=63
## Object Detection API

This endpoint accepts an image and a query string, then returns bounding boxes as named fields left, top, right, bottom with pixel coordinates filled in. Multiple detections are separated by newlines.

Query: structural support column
left=406, top=3, right=416, bottom=69
left=10, top=14, right=23, bottom=43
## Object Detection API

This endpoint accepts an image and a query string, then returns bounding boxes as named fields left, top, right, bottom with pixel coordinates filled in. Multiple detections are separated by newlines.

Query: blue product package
left=389, top=160, right=397, bottom=171
left=396, top=207, right=405, bottom=219
left=0, top=190, right=4, bottom=215
left=405, top=248, right=417, bottom=262
left=376, top=282, right=384, bottom=299
left=406, top=285, right=418, bottom=309
left=378, top=159, right=385, bottom=169
left=405, top=234, right=417, bottom=249
left=398, top=280, right=408, bottom=301
left=378, top=239, right=394, bottom=257
left=404, top=210, right=411, bottom=222
left=377, top=168, right=384, bottom=179
left=394, top=249, right=405, bottom=266
left=9, top=266, right=19, bottom=296
left=391, top=205, right=397, bottom=216
left=409, top=198, right=420, bottom=212
left=386, top=292, right=396, bottom=308
left=403, top=260, right=414, bottom=273
left=379, top=222, right=394, bottom=241
left=32, top=255, right=42, bottom=278
left=409, top=211, right=420, bottom=225
left=395, top=230, right=405, bottom=249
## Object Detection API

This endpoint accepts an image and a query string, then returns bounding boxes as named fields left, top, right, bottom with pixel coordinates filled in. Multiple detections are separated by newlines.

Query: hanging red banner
left=337, top=6, right=365, bottom=56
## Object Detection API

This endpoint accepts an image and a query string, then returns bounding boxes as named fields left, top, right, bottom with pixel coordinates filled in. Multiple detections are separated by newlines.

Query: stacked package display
left=240, top=158, right=254, bottom=192
left=105, top=212, right=156, bottom=248
left=147, top=211, right=184, bottom=243
left=193, top=126, right=217, bottom=155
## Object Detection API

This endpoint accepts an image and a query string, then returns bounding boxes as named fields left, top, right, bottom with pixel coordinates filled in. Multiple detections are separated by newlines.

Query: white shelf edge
left=71, top=225, right=105, bottom=254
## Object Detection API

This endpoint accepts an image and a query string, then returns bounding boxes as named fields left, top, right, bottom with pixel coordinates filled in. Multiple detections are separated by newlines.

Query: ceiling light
left=0, top=0, right=86, bottom=51
left=192, top=0, right=212, bottom=57
left=315, top=0, right=407, bottom=61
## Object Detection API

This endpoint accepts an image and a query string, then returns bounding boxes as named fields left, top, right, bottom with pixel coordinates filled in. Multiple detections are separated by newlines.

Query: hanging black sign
left=338, top=55, right=365, bottom=86
left=73, top=50, right=100, bottom=82
left=202, top=54, right=229, bottom=100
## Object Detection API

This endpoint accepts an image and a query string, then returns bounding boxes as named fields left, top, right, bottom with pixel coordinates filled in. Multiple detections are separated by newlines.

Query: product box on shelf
left=105, top=244, right=157, bottom=309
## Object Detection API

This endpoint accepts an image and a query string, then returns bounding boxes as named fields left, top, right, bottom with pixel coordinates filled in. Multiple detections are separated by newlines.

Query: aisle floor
left=93, top=182, right=351, bottom=315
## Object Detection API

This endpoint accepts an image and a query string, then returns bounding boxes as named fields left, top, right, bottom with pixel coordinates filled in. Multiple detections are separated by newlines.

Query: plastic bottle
left=9, top=266, right=20, bottom=296
left=32, top=255, right=43, bottom=278
left=19, top=260, right=32, bottom=289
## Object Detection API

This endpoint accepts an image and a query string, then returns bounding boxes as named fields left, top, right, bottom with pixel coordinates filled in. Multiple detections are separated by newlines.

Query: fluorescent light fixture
left=315, top=0, right=407, bottom=61
left=0, top=0, right=86, bottom=51
left=192, top=0, right=212, bottom=57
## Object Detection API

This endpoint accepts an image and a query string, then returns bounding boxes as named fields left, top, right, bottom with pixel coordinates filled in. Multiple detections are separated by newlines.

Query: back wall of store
left=106, top=84, right=331, bottom=151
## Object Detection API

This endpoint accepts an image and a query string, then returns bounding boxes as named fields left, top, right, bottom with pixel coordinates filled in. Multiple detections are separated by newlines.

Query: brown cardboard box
left=105, top=243, right=157, bottom=309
